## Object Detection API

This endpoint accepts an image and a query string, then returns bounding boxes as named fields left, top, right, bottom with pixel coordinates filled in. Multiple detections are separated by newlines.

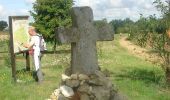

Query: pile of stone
left=49, top=70, right=121, bottom=100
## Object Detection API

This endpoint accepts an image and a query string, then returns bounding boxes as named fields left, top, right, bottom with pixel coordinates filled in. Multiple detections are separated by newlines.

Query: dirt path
left=119, top=36, right=162, bottom=65
left=0, top=34, right=9, bottom=40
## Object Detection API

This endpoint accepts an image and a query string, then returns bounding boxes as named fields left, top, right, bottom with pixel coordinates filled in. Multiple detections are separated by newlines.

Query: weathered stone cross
left=56, top=6, right=114, bottom=75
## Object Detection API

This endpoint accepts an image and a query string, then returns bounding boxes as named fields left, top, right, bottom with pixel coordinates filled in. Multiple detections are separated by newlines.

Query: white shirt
left=30, top=35, right=40, bottom=54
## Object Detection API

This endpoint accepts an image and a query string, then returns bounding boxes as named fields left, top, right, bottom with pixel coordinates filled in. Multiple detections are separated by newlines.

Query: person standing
left=23, top=26, right=43, bottom=83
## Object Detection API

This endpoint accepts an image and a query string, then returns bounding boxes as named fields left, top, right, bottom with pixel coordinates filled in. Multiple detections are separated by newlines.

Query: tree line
left=110, top=0, right=170, bottom=84
left=0, top=21, right=8, bottom=31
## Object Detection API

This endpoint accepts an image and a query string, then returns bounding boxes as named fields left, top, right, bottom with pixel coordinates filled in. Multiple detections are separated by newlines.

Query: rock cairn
left=48, top=70, right=121, bottom=100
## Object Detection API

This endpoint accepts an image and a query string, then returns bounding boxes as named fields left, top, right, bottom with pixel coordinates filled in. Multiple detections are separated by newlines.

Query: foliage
left=109, top=0, right=170, bottom=83
left=94, top=18, right=108, bottom=28
left=153, top=0, right=170, bottom=74
left=109, top=18, right=134, bottom=34
left=153, top=0, right=170, bottom=27
left=116, top=0, right=170, bottom=83
left=153, top=0, right=170, bottom=16
left=30, top=0, right=73, bottom=42
left=122, top=14, right=158, bottom=47
left=0, top=21, right=8, bottom=31
left=109, top=14, right=160, bottom=47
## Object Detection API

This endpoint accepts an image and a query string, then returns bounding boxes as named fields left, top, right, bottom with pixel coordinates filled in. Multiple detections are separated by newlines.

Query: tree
left=30, top=0, right=73, bottom=49
left=131, top=14, right=157, bottom=47
left=109, top=18, right=134, bottom=34
left=153, top=0, right=170, bottom=84
left=109, top=19, right=124, bottom=34
left=94, top=18, right=108, bottom=28
left=153, top=0, right=170, bottom=27
left=0, top=21, right=8, bottom=31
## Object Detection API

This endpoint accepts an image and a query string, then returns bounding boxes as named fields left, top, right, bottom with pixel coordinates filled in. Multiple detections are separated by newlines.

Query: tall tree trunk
left=165, top=52, right=170, bottom=84
left=166, top=67, right=170, bottom=84
left=53, top=38, right=56, bottom=51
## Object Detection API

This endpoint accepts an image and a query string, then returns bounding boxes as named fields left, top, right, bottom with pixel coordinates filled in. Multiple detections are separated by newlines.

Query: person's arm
left=23, top=37, right=35, bottom=49
left=23, top=43, right=33, bottom=49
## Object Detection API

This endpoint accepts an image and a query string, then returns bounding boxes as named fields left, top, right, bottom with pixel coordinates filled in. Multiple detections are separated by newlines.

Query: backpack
left=37, top=34, right=47, bottom=52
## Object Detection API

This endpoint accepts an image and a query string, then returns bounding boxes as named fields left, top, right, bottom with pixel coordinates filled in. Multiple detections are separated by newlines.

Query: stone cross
left=56, top=6, right=114, bottom=75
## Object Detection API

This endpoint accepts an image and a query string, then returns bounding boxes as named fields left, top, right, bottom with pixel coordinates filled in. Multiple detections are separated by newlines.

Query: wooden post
left=9, top=16, right=17, bottom=82
left=8, top=16, right=29, bottom=82
left=26, top=51, right=30, bottom=71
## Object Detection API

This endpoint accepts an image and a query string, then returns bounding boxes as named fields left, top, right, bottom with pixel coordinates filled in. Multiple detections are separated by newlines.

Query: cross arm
left=55, top=27, right=79, bottom=43
left=96, top=22, right=114, bottom=41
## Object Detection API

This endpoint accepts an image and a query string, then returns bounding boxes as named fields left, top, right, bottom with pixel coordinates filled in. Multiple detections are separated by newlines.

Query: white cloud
left=0, top=7, right=30, bottom=22
left=19, top=9, right=30, bottom=15
left=74, top=0, right=161, bottom=21
left=7, top=9, right=30, bottom=17
left=0, top=0, right=162, bottom=22
left=25, top=0, right=36, bottom=4
left=0, top=5, right=7, bottom=20
left=0, top=5, right=3, bottom=12
left=0, top=0, right=33, bottom=21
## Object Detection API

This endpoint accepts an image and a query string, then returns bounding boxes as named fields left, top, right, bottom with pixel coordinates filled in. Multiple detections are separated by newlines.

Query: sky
left=0, top=0, right=164, bottom=23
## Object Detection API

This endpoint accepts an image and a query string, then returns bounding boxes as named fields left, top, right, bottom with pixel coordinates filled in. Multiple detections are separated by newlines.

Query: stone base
left=49, top=70, right=126, bottom=100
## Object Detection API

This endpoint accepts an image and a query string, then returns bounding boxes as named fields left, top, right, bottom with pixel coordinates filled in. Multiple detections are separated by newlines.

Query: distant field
left=0, top=31, right=9, bottom=40
left=0, top=31, right=8, bottom=34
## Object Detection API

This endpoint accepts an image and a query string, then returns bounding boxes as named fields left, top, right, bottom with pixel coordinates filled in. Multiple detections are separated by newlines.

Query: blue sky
left=0, top=0, right=163, bottom=22
left=0, top=0, right=33, bottom=21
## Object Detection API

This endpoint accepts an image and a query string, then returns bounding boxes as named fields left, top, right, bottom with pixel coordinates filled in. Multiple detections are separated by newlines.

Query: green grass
left=0, top=55, right=67, bottom=100
left=97, top=35, right=170, bottom=100
left=0, top=44, right=69, bottom=100
left=0, top=34, right=170, bottom=100
left=0, top=40, right=9, bottom=52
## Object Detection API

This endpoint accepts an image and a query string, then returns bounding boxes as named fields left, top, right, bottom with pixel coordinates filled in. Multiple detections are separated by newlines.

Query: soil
left=0, top=34, right=9, bottom=40
left=119, top=36, right=162, bottom=65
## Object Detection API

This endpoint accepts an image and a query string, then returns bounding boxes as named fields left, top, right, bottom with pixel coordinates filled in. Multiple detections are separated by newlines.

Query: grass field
left=0, top=34, right=170, bottom=100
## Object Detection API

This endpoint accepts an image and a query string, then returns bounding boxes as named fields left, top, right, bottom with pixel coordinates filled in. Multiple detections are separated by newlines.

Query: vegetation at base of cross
left=109, top=0, right=170, bottom=84
left=30, top=0, right=73, bottom=43
left=0, top=34, right=170, bottom=99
